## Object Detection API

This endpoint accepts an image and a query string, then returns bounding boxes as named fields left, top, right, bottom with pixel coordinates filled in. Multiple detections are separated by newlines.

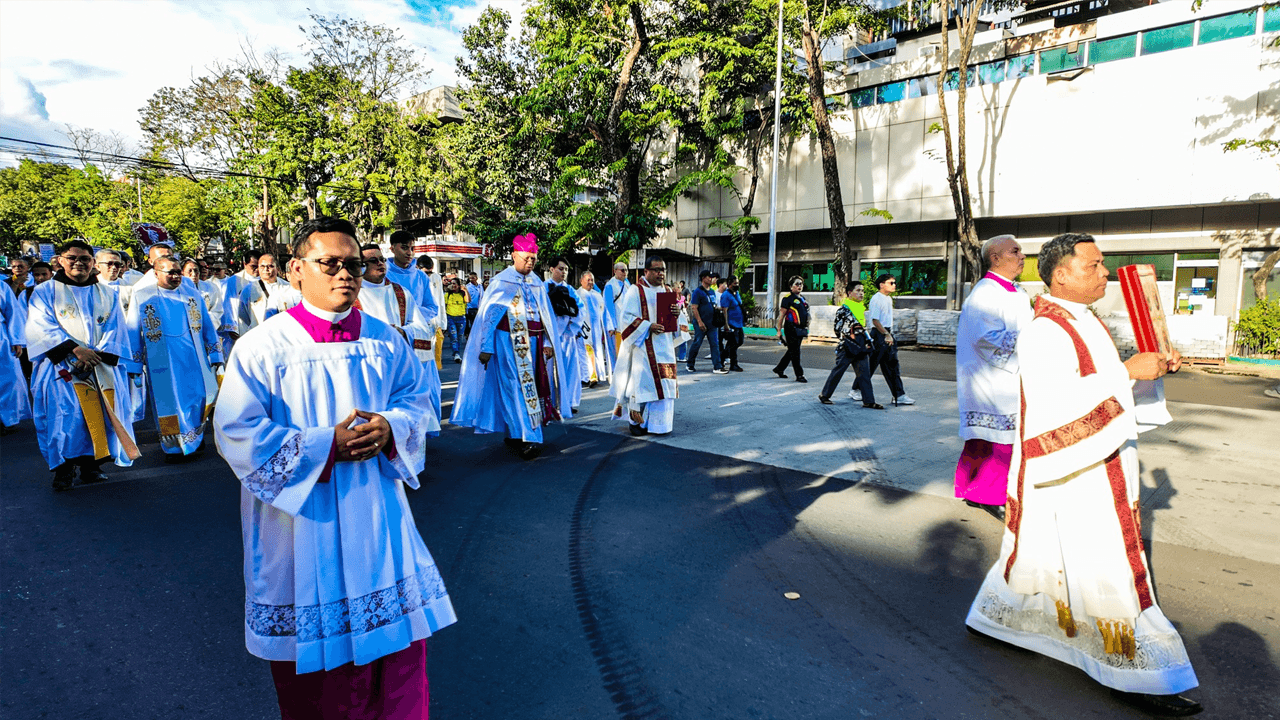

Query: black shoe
left=965, top=500, right=1006, bottom=522
left=795, top=376, right=807, bottom=383
left=79, top=467, right=109, bottom=484
left=503, top=437, right=523, bottom=450
left=629, top=423, right=649, bottom=437
left=518, top=442, right=543, bottom=461
left=52, top=466, right=74, bottom=492
left=729, top=366, right=744, bottom=372
left=571, top=407, right=579, bottom=414
left=862, top=403, right=885, bottom=410
left=1110, top=690, right=1203, bottom=717
left=686, top=365, right=697, bottom=373
left=773, top=370, right=787, bottom=379
left=818, top=395, right=833, bottom=405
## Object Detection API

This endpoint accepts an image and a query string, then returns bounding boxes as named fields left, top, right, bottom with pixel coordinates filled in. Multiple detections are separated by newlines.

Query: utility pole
left=765, top=0, right=785, bottom=321
left=136, top=177, right=143, bottom=221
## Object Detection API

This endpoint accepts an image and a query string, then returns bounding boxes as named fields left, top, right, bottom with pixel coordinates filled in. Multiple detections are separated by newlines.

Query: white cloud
left=0, top=0, right=527, bottom=165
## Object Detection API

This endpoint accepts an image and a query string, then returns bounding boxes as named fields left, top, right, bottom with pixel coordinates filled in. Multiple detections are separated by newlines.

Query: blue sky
left=0, top=0, right=523, bottom=165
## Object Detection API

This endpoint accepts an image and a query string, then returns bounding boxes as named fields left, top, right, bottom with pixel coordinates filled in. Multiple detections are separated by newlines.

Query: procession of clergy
left=1, top=217, right=1203, bottom=717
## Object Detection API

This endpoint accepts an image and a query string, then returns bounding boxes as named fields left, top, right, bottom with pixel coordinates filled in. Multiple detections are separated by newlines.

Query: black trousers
left=819, top=346, right=874, bottom=403
left=772, top=328, right=805, bottom=378
left=722, top=327, right=743, bottom=368
left=869, top=329, right=906, bottom=399
left=465, top=308, right=478, bottom=335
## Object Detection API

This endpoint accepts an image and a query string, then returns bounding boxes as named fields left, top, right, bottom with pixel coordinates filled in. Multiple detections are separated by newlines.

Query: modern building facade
left=658, top=0, right=1280, bottom=320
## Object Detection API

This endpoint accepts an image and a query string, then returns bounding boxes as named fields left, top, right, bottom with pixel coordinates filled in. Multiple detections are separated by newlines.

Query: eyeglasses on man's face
left=98, top=261, right=124, bottom=268
left=363, top=256, right=386, bottom=265
left=62, top=255, right=93, bottom=266
left=300, top=257, right=366, bottom=276
left=159, top=269, right=184, bottom=277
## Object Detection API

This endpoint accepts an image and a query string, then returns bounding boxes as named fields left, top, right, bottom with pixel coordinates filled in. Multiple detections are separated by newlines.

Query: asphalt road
left=2, top=362, right=1277, bottom=719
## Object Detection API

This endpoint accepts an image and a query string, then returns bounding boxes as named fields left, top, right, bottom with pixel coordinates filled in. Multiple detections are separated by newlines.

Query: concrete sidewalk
left=568, top=362, right=1280, bottom=566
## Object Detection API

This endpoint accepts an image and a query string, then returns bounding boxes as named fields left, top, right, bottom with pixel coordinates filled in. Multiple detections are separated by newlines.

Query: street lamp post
left=765, top=0, right=784, bottom=321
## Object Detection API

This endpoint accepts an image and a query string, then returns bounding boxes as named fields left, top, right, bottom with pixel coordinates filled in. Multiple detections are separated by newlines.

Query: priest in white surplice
left=0, top=281, right=31, bottom=434
left=386, top=231, right=443, bottom=414
left=966, top=234, right=1200, bottom=717
left=358, top=243, right=442, bottom=422
left=214, top=216, right=454, bottom=718
left=237, top=252, right=297, bottom=329
left=26, top=240, right=138, bottom=490
left=127, top=257, right=222, bottom=457
left=544, top=255, right=585, bottom=411
left=954, top=235, right=1033, bottom=516
left=602, top=262, right=630, bottom=367
left=182, top=258, right=224, bottom=340
left=452, top=233, right=574, bottom=460
left=219, top=249, right=261, bottom=353
left=577, top=270, right=613, bottom=387
left=611, top=256, right=689, bottom=436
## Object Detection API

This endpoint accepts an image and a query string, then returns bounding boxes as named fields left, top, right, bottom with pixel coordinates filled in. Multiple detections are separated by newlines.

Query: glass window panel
left=1039, top=45, right=1086, bottom=73
left=977, top=60, right=1006, bottom=84
left=859, top=260, right=948, bottom=296
left=1102, top=253, right=1175, bottom=282
left=1177, top=252, right=1220, bottom=261
left=779, top=262, right=837, bottom=292
left=1017, top=257, right=1040, bottom=284
left=850, top=87, right=876, bottom=108
left=1198, top=10, right=1256, bottom=44
left=1090, top=34, right=1137, bottom=64
left=878, top=80, right=909, bottom=104
left=907, top=77, right=924, bottom=99
left=940, top=68, right=976, bottom=92
left=1141, top=23, right=1195, bottom=55
left=1266, top=5, right=1280, bottom=32
left=1007, top=54, right=1035, bottom=79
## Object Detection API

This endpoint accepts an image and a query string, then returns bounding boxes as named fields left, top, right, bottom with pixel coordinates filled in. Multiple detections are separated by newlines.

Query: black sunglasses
left=299, top=257, right=366, bottom=276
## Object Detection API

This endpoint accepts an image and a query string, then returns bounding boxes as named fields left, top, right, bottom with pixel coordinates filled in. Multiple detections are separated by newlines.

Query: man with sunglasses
left=237, top=252, right=298, bottom=330
left=25, top=239, right=137, bottom=490
left=214, top=216, right=453, bottom=719
left=95, top=249, right=134, bottom=313
left=126, top=256, right=222, bottom=459
left=358, top=243, right=441, bottom=419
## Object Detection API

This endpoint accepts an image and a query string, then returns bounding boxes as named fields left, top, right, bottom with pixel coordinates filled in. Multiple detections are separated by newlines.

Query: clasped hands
left=333, top=409, right=393, bottom=463
left=1125, top=349, right=1183, bottom=381
left=72, top=345, right=102, bottom=369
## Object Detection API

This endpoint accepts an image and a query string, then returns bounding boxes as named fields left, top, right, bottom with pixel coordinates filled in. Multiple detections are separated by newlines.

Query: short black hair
left=727, top=275, right=738, bottom=284
left=31, top=261, right=52, bottom=272
left=58, top=239, right=93, bottom=256
left=245, top=249, right=265, bottom=263
left=291, top=216, right=358, bottom=259
left=546, top=255, right=568, bottom=269
left=416, top=255, right=433, bottom=270
left=388, top=230, right=415, bottom=246
left=359, top=243, right=381, bottom=253
left=875, top=274, right=896, bottom=289
left=643, top=256, right=664, bottom=270
left=181, top=258, right=200, bottom=270
left=1038, top=233, right=1095, bottom=285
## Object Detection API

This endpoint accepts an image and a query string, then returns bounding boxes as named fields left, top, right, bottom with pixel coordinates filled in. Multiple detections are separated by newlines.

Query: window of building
left=779, top=262, right=837, bottom=292
left=1039, top=44, right=1087, bottom=73
left=1141, top=22, right=1195, bottom=55
left=1090, top=34, right=1138, bottom=64
left=1102, top=253, right=1175, bottom=281
left=976, top=59, right=1006, bottom=85
left=1007, top=54, right=1035, bottom=79
left=878, top=80, right=909, bottom=104
left=1198, top=9, right=1257, bottom=44
left=1266, top=5, right=1280, bottom=32
left=940, top=68, right=975, bottom=92
left=859, top=259, right=947, bottom=296
left=850, top=87, right=877, bottom=108
left=910, top=75, right=938, bottom=97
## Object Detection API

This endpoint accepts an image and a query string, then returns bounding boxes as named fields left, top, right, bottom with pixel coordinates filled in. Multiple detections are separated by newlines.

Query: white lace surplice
left=214, top=310, right=453, bottom=673
left=956, top=276, right=1032, bottom=444
left=966, top=294, right=1196, bottom=695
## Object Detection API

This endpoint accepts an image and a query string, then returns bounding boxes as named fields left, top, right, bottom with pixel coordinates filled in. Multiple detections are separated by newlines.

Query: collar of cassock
left=984, top=271, right=1020, bottom=293
left=288, top=299, right=362, bottom=343
left=53, top=270, right=98, bottom=287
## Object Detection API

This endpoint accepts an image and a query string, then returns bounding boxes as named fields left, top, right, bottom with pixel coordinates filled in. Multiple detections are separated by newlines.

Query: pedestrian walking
left=772, top=276, right=809, bottom=382
left=866, top=274, right=915, bottom=405
left=817, top=284, right=880, bottom=408
left=686, top=270, right=725, bottom=373
left=719, top=275, right=745, bottom=372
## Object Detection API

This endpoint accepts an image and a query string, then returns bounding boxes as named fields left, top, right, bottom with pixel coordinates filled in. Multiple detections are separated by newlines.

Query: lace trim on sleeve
left=963, top=411, right=1017, bottom=432
left=245, top=567, right=449, bottom=641
left=240, top=431, right=305, bottom=504
left=989, top=330, right=1018, bottom=369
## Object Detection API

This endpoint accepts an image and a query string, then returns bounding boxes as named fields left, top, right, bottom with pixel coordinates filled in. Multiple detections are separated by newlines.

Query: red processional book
left=1117, top=264, right=1173, bottom=355
left=654, top=291, right=678, bottom=329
